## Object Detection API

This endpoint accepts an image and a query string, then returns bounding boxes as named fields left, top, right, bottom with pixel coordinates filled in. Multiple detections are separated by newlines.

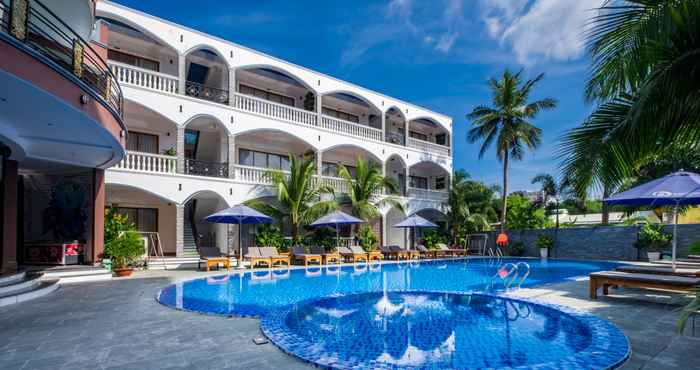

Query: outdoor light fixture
left=80, top=95, right=89, bottom=105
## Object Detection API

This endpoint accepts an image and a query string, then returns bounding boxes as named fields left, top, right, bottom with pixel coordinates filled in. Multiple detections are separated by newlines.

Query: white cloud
left=480, top=0, right=602, bottom=65
left=436, top=32, right=458, bottom=53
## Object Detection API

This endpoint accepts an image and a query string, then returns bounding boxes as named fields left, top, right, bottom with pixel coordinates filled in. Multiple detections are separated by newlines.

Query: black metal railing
left=184, top=159, right=228, bottom=178
left=185, top=80, right=229, bottom=104
left=385, top=132, right=405, bottom=145
left=0, top=0, right=123, bottom=117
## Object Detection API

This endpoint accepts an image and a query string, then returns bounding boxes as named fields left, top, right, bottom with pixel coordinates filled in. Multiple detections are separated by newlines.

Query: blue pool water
left=157, top=258, right=621, bottom=317
left=261, top=291, right=630, bottom=369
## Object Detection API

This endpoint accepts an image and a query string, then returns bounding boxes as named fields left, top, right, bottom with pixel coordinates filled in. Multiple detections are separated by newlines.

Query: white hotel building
left=97, top=1, right=453, bottom=258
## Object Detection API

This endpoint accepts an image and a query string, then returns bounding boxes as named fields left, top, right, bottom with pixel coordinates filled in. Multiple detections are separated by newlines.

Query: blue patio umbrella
left=604, top=171, right=700, bottom=270
left=205, top=204, right=273, bottom=267
left=310, top=211, right=365, bottom=249
left=393, top=214, right=437, bottom=250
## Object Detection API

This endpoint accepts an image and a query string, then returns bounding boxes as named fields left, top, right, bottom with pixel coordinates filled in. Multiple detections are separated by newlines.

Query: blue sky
left=112, top=0, right=602, bottom=193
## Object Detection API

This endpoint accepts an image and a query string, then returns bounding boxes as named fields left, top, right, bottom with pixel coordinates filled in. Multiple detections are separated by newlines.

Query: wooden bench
left=616, top=265, right=700, bottom=277
left=291, top=247, right=322, bottom=267
left=198, top=247, right=231, bottom=272
left=589, top=271, right=700, bottom=299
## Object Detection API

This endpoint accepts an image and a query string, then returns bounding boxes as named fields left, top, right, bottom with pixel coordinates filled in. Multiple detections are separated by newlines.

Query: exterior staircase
left=0, top=272, right=59, bottom=307
left=182, top=219, right=198, bottom=257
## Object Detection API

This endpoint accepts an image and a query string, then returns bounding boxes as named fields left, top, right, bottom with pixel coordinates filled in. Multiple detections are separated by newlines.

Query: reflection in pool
left=157, top=258, right=622, bottom=318
left=261, top=291, right=629, bottom=369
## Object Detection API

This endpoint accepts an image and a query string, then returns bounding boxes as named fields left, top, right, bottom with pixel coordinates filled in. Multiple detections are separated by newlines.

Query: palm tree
left=561, top=1, right=700, bottom=209
left=531, top=173, right=570, bottom=228
left=467, top=69, right=557, bottom=232
left=246, top=153, right=337, bottom=244
left=448, top=170, right=490, bottom=245
left=336, top=157, right=404, bottom=221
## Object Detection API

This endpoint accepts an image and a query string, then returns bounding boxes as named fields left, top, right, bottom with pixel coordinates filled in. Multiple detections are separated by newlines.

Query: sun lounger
left=589, top=271, right=700, bottom=299
left=391, top=245, right=419, bottom=260
left=379, top=245, right=403, bottom=260
left=198, top=247, right=230, bottom=271
left=245, top=247, right=270, bottom=268
left=416, top=245, right=436, bottom=258
left=339, top=246, right=368, bottom=263
left=291, top=246, right=322, bottom=267
left=367, top=250, right=383, bottom=262
left=437, top=243, right=465, bottom=257
left=259, top=247, right=290, bottom=267
left=310, top=246, right=340, bottom=264
left=615, top=265, right=700, bottom=277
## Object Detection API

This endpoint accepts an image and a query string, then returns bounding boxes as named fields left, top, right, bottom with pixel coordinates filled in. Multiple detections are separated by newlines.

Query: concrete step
left=0, top=272, right=27, bottom=287
left=0, top=279, right=60, bottom=307
left=38, top=266, right=113, bottom=284
left=0, top=274, right=42, bottom=296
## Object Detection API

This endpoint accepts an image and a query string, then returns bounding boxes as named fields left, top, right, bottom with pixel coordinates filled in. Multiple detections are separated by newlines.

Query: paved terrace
left=0, top=266, right=698, bottom=370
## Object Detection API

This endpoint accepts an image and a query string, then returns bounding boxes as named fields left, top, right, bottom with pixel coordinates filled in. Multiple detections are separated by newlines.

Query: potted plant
left=635, top=223, right=672, bottom=261
left=103, top=208, right=145, bottom=277
left=536, top=234, right=554, bottom=259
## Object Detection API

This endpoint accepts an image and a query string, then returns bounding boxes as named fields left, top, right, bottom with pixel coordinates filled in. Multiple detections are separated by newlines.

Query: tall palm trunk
left=601, top=185, right=610, bottom=225
left=501, top=151, right=509, bottom=232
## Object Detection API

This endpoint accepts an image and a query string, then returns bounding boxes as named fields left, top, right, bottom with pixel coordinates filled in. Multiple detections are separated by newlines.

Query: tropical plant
left=560, top=0, right=700, bottom=222
left=422, top=229, right=447, bottom=250
left=467, top=69, right=557, bottom=231
left=634, top=223, right=672, bottom=252
left=447, top=170, right=492, bottom=243
left=103, top=208, right=144, bottom=268
left=255, top=224, right=284, bottom=249
left=505, top=195, right=551, bottom=230
left=356, top=225, right=379, bottom=252
left=678, top=287, right=700, bottom=334
left=304, top=226, right=336, bottom=250
left=246, top=152, right=337, bottom=244
left=689, top=241, right=700, bottom=255
left=336, top=157, right=403, bottom=222
left=531, top=173, right=571, bottom=228
left=535, top=234, right=554, bottom=251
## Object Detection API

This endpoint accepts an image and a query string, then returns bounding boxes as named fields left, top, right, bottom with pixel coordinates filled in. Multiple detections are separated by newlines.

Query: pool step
left=36, top=266, right=113, bottom=284
left=0, top=272, right=60, bottom=307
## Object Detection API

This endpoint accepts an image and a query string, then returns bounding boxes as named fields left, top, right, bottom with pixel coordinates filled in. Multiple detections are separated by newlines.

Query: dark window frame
left=239, top=84, right=295, bottom=107
left=108, top=49, right=160, bottom=72
left=126, top=131, right=159, bottom=154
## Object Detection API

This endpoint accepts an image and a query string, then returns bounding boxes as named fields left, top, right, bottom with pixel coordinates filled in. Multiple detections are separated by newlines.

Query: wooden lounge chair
left=367, top=249, right=383, bottom=262
left=245, top=247, right=271, bottom=268
left=589, top=271, right=700, bottom=299
left=436, top=243, right=465, bottom=257
left=310, top=246, right=340, bottom=265
left=379, top=245, right=401, bottom=260
left=615, top=265, right=700, bottom=277
left=290, top=246, right=322, bottom=267
left=416, top=245, right=436, bottom=259
left=198, top=247, right=230, bottom=271
left=391, top=245, right=419, bottom=260
left=652, top=260, right=700, bottom=268
left=339, top=246, right=368, bottom=263
left=258, top=247, right=290, bottom=267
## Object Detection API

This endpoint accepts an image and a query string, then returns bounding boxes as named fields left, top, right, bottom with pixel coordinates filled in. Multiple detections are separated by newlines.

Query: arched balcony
left=320, top=145, right=381, bottom=194
left=385, top=154, right=407, bottom=196
left=183, top=116, right=230, bottom=178
left=407, top=162, right=450, bottom=201
left=184, top=47, right=230, bottom=104
left=407, top=117, right=450, bottom=156
left=320, top=92, right=383, bottom=141
left=385, top=107, right=407, bottom=146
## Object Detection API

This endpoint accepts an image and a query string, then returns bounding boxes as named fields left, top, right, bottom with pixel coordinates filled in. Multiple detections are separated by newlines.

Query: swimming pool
left=261, top=291, right=630, bottom=369
left=157, top=258, right=622, bottom=317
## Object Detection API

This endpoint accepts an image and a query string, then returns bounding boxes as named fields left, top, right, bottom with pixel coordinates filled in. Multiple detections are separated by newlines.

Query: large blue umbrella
left=311, top=211, right=365, bottom=249
left=393, top=214, right=437, bottom=250
left=604, top=171, right=700, bottom=270
left=205, top=205, right=273, bottom=266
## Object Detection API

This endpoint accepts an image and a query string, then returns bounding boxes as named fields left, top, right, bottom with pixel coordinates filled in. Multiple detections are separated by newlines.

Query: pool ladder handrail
left=490, top=261, right=531, bottom=290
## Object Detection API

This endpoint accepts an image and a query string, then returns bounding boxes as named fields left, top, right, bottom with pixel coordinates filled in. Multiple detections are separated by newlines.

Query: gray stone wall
left=484, top=223, right=700, bottom=261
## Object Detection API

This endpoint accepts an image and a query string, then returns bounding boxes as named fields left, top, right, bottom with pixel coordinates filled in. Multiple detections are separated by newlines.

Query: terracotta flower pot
left=113, top=267, right=134, bottom=277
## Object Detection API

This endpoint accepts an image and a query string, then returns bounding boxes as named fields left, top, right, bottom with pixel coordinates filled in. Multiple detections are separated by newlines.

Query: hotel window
left=435, top=176, right=446, bottom=190
left=113, top=207, right=158, bottom=250
left=239, top=84, right=295, bottom=107
left=435, top=133, right=447, bottom=146
left=322, top=162, right=356, bottom=178
left=239, top=149, right=291, bottom=171
left=108, top=49, right=159, bottom=72
left=322, top=107, right=360, bottom=123
left=410, top=176, right=428, bottom=189
left=126, top=131, right=158, bottom=154
left=409, top=131, right=428, bottom=141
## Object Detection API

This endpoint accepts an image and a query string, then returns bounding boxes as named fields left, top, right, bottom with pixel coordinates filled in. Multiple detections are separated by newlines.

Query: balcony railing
left=0, top=0, right=123, bottom=116
left=233, top=92, right=318, bottom=126
left=185, top=81, right=229, bottom=104
left=407, top=137, right=450, bottom=156
left=407, top=187, right=449, bottom=202
left=231, top=164, right=289, bottom=184
left=114, top=151, right=177, bottom=173
left=109, top=61, right=178, bottom=94
left=385, top=132, right=405, bottom=146
left=184, top=158, right=228, bottom=178
left=320, top=115, right=383, bottom=142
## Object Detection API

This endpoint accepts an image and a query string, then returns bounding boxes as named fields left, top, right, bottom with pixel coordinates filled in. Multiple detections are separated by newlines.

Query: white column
left=381, top=112, right=386, bottom=142
left=316, top=150, right=323, bottom=176
left=405, top=167, right=410, bottom=197
left=176, top=126, right=185, bottom=174
left=228, top=67, right=236, bottom=107
left=381, top=213, right=388, bottom=247
left=228, top=134, right=236, bottom=179
left=404, top=119, right=409, bottom=146
left=178, top=54, right=186, bottom=94
left=176, top=203, right=184, bottom=257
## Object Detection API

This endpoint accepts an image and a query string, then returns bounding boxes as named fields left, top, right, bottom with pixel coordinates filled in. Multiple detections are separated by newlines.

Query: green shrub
left=510, top=241, right=526, bottom=256
left=535, top=234, right=554, bottom=250
left=103, top=208, right=143, bottom=268
left=357, top=225, right=379, bottom=252
left=635, top=223, right=672, bottom=251
left=256, top=224, right=285, bottom=250
left=305, top=227, right=336, bottom=251
left=423, top=229, right=447, bottom=249
left=688, top=241, right=700, bottom=255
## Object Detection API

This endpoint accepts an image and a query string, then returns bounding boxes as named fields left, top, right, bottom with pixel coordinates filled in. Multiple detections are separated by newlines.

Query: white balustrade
left=108, top=62, right=179, bottom=94
left=320, top=115, right=383, bottom=142
left=233, top=93, right=318, bottom=126
left=407, top=137, right=450, bottom=156
left=319, top=176, right=351, bottom=194
left=114, top=151, right=177, bottom=174
left=407, top=187, right=449, bottom=201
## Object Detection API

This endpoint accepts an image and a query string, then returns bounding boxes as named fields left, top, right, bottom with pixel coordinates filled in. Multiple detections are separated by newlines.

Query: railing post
left=228, top=67, right=236, bottom=107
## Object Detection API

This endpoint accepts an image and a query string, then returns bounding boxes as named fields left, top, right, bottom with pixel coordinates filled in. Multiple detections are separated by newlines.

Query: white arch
left=123, top=98, right=179, bottom=130
left=385, top=153, right=408, bottom=169
left=183, top=189, right=230, bottom=206
left=105, top=181, right=178, bottom=204
left=412, top=207, right=447, bottom=217
left=233, top=127, right=319, bottom=152
left=182, top=113, right=232, bottom=136
left=182, top=44, right=233, bottom=69
left=235, top=64, right=317, bottom=94
left=384, top=105, right=407, bottom=119
left=320, top=143, right=383, bottom=164
left=97, top=12, right=179, bottom=54
left=409, top=116, right=450, bottom=135
left=408, top=160, right=452, bottom=177
left=321, top=90, right=382, bottom=114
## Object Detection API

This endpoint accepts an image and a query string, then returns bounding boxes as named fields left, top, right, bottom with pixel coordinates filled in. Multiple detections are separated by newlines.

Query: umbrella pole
left=336, top=223, right=340, bottom=250
left=672, top=204, right=678, bottom=271
left=238, top=219, right=243, bottom=268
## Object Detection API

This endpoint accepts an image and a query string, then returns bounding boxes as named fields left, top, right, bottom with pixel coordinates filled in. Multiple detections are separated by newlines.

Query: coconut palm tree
left=336, top=157, right=404, bottom=221
left=448, top=170, right=491, bottom=245
left=531, top=173, right=571, bottom=228
left=467, top=69, right=557, bottom=232
left=246, top=152, right=337, bottom=244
